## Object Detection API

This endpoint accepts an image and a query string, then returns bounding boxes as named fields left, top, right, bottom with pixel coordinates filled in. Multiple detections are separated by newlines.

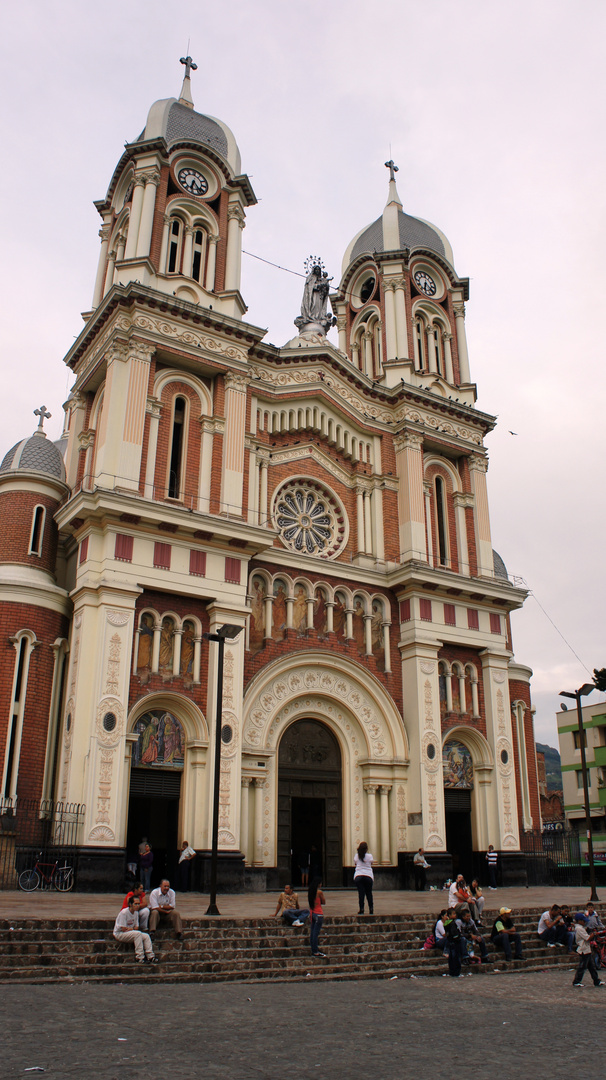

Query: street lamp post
left=203, top=623, right=244, bottom=916
left=560, top=683, right=598, bottom=901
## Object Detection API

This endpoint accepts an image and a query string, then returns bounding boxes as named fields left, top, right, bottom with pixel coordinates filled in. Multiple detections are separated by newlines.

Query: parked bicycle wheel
left=19, top=868, right=41, bottom=891
left=54, top=867, right=74, bottom=892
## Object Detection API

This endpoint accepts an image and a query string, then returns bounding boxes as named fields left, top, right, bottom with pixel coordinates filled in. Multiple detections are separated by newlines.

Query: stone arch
left=128, top=691, right=209, bottom=744
left=442, top=724, right=495, bottom=858
left=242, top=652, right=409, bottom=868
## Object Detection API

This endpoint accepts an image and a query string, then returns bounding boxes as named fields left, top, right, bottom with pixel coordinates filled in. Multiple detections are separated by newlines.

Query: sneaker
left=312, top=951, right=327, bottom=958
left=146, top=956, right=159, bottom=964
left=594, top=981, right=605, bottom=987
left=572, top=982, right=584, bottom=987
left=547, top=943, right=556, bottom=948
left=292, top=920, right=303, bottom=926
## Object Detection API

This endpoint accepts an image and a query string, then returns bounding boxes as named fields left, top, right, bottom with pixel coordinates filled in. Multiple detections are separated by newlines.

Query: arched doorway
left=277, top=718, right=342, bottom=888
left=443, top=736, right=474, bottom=879
left=127, top=709, right=185, bottom=887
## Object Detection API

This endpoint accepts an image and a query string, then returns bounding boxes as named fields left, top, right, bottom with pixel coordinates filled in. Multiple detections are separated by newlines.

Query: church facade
left=0, top=63, right=541, bottom=890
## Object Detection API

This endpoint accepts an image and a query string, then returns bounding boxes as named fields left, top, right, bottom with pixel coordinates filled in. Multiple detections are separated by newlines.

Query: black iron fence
left=520, top=828, right=583, bottom=887
left=0, top=797, right=85, bottom=890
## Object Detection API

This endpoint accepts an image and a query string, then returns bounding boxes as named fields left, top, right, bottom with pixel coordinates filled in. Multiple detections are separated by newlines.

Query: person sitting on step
left=149, top=879, right=183, bottom=939
left=457, top=908, right=489, bottom=962
left=490, top=906, right=523, bottom=962
left=113, top=895, right=158, bottom=964
left=537, top=905, right=571, bottom=949
left=121, top=881, right=150, bottom=930
left=273, top=884, right=309, bottom=926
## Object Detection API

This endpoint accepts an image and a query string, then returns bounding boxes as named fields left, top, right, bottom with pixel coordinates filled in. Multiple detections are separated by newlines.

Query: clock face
left=177, top=168, right=209, bottom=196
left=414, top=270, right=437, bottom=296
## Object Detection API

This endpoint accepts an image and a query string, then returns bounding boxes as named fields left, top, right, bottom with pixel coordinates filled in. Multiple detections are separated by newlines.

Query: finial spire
left=178, top=54, right=197, bottom=109
left=34, top=405, right=51, bottom=435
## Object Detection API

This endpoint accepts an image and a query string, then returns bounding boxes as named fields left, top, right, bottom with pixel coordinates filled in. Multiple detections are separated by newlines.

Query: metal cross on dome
left=34, top=405, right=51, bottom=431
left=180, top=55, right=198, bottom=79
left=385, top=159, right=399, bottom=182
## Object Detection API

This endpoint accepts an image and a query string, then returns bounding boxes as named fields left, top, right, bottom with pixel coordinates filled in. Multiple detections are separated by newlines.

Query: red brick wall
left=509, top=677, right=541, bottom=828
left=152, top=381, right=203, bottom=506
left=0, top=491, right=59, bottom=573
left=438, top=644, right=486, bottom=736
left=425, top=463, right=460, bottom=572
left=0, top=603, right=69, bottom=803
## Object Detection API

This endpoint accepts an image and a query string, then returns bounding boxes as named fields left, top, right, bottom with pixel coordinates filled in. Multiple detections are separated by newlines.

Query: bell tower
left=89, top=58, right=257, bottom=319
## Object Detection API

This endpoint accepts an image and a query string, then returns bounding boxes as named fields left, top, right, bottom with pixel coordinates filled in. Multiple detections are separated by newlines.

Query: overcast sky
left=1, top=1, right=604, bottom=746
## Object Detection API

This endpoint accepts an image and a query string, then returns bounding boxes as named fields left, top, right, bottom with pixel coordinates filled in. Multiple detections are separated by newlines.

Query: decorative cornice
left=225, top=371, right=249, bottom=393
left=120, top=312, right=249, bottom=364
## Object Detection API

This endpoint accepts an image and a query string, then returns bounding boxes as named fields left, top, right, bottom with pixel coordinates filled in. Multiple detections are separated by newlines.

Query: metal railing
left=0, top=797, right=85, bottom=890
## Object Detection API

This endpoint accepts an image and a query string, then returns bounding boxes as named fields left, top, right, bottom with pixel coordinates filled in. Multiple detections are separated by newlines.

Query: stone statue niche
left=294, top=256, right=337, bottom=337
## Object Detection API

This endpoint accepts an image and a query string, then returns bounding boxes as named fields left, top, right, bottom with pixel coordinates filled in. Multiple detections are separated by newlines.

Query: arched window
left=28, top=505, right=46, bottom=556
left=168, top=396, right=187, bottom=499
left=167, top=219, right=182, bottom=274
left=434, top=476, right=448, bottom=567
left=191, top=229, right=206, bottom=283
left=2, top=630, right=37, bottom=800
left=433, top=323, right=444, bottom=376
left=414, top=315, right=426, bottom=371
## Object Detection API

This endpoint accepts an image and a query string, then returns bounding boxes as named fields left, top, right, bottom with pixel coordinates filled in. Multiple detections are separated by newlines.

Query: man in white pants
left=113, top=896, right=158, bottom=964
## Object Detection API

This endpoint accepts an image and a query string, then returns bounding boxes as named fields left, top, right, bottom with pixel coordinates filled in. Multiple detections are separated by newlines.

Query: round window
left=500, top=749, right=509, bottom=765
left=427, top=743, right=436, bottom=760
left=273, top=479, right=347, bottom=559
left=221, top=724, right=233, bottom=745
left=103, top=712, right=117, bottom=733
left=65, top=712, right=72, bottom=733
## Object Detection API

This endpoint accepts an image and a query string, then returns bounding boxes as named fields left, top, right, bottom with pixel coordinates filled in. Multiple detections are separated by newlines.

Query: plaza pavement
left=0, top=884, right=600, bottom=920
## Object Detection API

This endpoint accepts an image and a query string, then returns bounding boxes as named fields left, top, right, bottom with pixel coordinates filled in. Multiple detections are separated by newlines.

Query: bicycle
left=18, top=854, right=74, bottom=892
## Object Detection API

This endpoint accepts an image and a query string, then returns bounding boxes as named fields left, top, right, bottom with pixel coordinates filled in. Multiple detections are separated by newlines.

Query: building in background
left=0, top=62, right=542, bottom=889
left=557, top=700, right=606, bottom=833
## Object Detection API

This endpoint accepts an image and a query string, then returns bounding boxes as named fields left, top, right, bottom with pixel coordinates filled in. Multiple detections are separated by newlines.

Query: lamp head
left=216, top=624, right=244, bottom=640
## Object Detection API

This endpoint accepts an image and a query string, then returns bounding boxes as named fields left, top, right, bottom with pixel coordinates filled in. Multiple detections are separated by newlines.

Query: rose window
left=273, top=480, right=346, bottom=558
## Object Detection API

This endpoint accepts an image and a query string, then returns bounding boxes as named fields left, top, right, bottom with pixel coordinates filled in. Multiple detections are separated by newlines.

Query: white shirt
left=179, top=845, right=196, bottom=864
left=149, top=886, right=176, bottom=910
left=537, top=910, right=552, bottom=934
left=353, top=853, right=374, bottom=879
left=114, top=907, right=140, bottom=934
left=448, top=882, right=459, bottom=906
left=435, top=919, right=446, bottom=939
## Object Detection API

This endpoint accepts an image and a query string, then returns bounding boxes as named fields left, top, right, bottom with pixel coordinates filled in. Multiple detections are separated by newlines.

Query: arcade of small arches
left=248, top=571, right=392, bottom=670
left=438, top=659, right=481, bottom=719
left=134, top=608, right=203, bottom=682
left=256, top=404, right=375, bottom=467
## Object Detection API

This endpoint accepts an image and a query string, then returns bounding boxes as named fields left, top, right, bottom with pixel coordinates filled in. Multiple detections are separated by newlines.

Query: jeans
left=539, top=925, right=569, bottom=947
left=462, top=935, right=488, bottom=960
left=493, top=931, right=523, bottom=960
left=487, top=865, right=497, bottom=889
left=414, top=866, right=426, bottom=891
left=141, top=868, right=152, bottom=892
left=573, top=952, right=601, bottom=986
left=356, top=876, right=374, bottom=913
left=282, top=908, right=310, bottom=925
left=447, top=939, right=462, bottom=976
left=310, top=913, right=324, bottom=954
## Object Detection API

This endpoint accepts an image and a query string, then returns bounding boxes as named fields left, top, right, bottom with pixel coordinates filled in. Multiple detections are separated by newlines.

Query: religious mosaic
left=443, top=739, right=474, bottom=788
left=131, top=710, right=185, bottom=769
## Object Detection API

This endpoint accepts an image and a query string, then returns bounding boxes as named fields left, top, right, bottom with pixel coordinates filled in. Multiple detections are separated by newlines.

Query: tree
left=593, top=668, right=606, bottom=692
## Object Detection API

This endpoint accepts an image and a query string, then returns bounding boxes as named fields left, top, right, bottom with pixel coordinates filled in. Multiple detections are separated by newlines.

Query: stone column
left=363, top=331, right=373, bottom=378
left=382, top=622, right=391, bottom=673
left=193, top=636, right=201, bottom=684
left=453, top=491, right=472, bottom=575
left=240, top=777, right=251, bottom=863
left=151, top=621, right=161, bottom=673
left=263, top=595, right=273, bottom=640
left=225, top=204, right=245, bottom=292
left=159, top=214, right=171, bottom=272
left=356, top=487, right=365, bottom=553
left=124, top=175, right=145, bottom=259
left=135, top=169, right=160, bottom=259
left=363, top=490, right=373, bottom=554
left=253, top=778, right=265, bottom=865
left=220, top=371, right=248, bottom=516
left=345, top=607, right=354, bottom=640
left=453, top=301, right=471, bottom=383
left=205, top=235, right=218, bottom=291
left=182, top=225, right=195, bottom=279
left=393, top=277, right=409, bottom=358
left=337, top=315, right=347, bottom=355
left=380, top=786, right=392, bottom=863
left=480, top=649, right=520, bottom=850
left=259, top=459, right=269, bottom=526
left=394, top=429, right=426, bottom=562
left=471, top=678, right=480, bottom=719
left=468, top=453, right=493, bottom=577
left=143, top=397, right=162, bottom=499
left=445, top=671, right=453, bottom=713
left=172, top=628, right=183, bottom=677
left=426, top=324, right=438, bottom=374
left=423, top=480, right=434, bottom=565
left=458, top=672, right=467, bottom=712
left=285, top=595, right=294, bottom=630
left=325, top=602, right=334, bottom=634
left=103, top=249, right=117, bottom=296
left=306, top=597, right=315, bottom=631
left=443, top=332, right=454, bottom=384
left=364, top=784, right=379, bottom=855
left=383, top=281, right=397, bottom=361
left=92, top=225, right=111, bottom=308
left=351, top=341, right=360, bottom=371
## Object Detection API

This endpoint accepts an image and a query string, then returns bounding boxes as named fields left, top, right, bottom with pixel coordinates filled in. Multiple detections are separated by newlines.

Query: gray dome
left=139, top=97, right=241, bottom=173
left=349, top=210, right=446, bottom=265
left=493, top=550, right=509, bottom=581
left=0, top=432, right=66, bottom=483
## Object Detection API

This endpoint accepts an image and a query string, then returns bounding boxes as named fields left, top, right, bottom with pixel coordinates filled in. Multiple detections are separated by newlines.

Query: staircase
left=0, top=910, right=586, bottom=984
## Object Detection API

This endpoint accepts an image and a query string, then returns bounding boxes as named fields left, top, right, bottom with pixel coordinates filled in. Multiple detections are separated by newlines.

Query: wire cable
left=242, top=250, right=306, bottom=278
left=529, top=593, right=593, bottom=676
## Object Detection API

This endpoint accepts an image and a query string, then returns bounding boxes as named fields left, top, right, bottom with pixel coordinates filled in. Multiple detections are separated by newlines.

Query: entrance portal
left=126, top=709, right=185, bottom=888
left=277, top=719, right=342, bottom=888
left=443, top=737, right=474, bottom=880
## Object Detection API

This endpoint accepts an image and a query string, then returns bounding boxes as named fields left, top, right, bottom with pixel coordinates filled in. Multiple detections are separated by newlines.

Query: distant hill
left=536, top=743, right=563, bottom=791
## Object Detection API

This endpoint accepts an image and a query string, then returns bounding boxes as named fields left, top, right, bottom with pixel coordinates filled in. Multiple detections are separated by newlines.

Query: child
left=572, top=912, right=604, bottom=987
